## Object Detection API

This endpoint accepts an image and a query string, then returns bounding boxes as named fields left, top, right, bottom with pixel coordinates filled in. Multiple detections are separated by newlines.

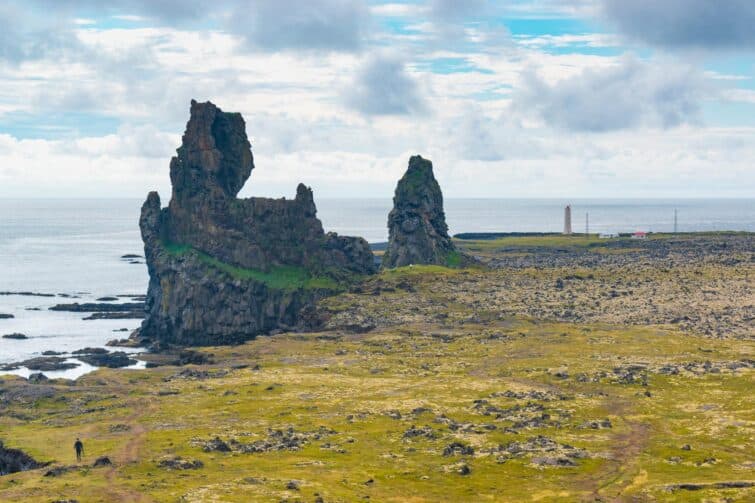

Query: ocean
left=1, top=197, right=753, bottom=375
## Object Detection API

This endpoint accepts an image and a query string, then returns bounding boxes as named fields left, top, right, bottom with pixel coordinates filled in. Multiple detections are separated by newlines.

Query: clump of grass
left=380, top=264, right=462, bottom=278
left=163, top=242, right=191, bottom=255
left=445, top=250, right=462, bottom=268
left=456, top=234, right=605, bottom=251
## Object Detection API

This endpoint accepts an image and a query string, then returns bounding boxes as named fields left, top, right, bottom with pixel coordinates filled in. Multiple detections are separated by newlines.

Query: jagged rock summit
left=139, top=100, right=375, bottom=346
left=382, top=155, right=468, bottom=268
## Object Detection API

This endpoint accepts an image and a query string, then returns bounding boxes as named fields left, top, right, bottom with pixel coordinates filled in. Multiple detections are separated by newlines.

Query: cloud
left=370, top=3, right=424, bottom=17
left=228, top=0, right=370, bottom=52
left=428, top=0, right=488, bottom=22
left=600, top=0, right=755, bottom=50
left=345, top=54, right=426, bottom=115
left=5, top=1, right=370, bottom=58
left=30, top=0, right=207, bottom=23
left=0, top=4, right=84, bottom=63
left=426, top=0, right=493, bottom=44
left=513, top=55, right=710, bottom=131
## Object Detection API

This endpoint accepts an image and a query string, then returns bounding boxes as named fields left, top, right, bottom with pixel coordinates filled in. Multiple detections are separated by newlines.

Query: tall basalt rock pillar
left=382, top=155, right=467, bottom=268
left=138, top=100, right=375, bottom=346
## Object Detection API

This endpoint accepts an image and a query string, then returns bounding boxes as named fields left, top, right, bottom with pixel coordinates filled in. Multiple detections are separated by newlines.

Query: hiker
left=74, top=438, right=84, bottom=461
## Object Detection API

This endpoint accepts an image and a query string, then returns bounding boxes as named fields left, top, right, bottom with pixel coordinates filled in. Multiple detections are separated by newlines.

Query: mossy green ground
left=1, top=323, right=752, bottom=501
left=1, top=234, right=752, bottom=502
left=163, top=242, right=341, bottom=291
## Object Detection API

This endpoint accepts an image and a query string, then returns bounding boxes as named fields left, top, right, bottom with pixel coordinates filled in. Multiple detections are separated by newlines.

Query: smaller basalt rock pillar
left=382, top=155, right=462, bottom=268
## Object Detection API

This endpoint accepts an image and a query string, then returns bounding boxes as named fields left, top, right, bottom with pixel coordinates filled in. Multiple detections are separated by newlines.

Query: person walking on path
left=74, top=438, right=84, bottom=462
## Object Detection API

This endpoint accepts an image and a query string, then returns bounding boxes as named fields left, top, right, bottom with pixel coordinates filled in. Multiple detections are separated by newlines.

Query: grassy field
left=0, top=233, right=752, bottom=502
left=0, top=318, right=752, bottom=502
left=455, top=234, right=606, bottom=251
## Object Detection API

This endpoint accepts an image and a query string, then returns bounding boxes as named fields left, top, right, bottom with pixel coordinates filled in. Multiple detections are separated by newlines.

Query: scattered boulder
left=44, top=465, right=76, bottom=477
left=200, top=437, right=231, bottom=453
left=403, top=425, right=437, bottom=439
left=286, top=480, right=300, bottom=491
left=443, top=442, right=474, bottom=457
left=578, top=418, right=612, bottom=429
left=27, top=373, right=49, bottom=384
left=196, top=426, right=336, bottom=455
left=382, top=155, right=469, bottom=269
left=665, top=481, right=753, bottom=491
left=92, top=456, right=112, bottom=467
left=157, top=456, right=203, bottom=470
left=494, top=436, right=589, bottom=465
left=167, top=368, right=228, bottom=381
left=531, top=456, right=577, bottom=467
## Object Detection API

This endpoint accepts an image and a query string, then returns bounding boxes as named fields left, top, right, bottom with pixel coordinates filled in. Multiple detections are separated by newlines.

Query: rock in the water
left=2, top=333, right=27, bottom=340
left=0, top=291, right=55, bottom=297
left=49, top=302, right=145, bottom=321
left=49, top=302, right=144, bottom=313
left=382, top=155, right=468, bottom=268
left=83, top=312, right=144, bottom=320
left=106, top=337, right=142, bottom=348
left=139, top=100, right=375, bottom=346
left=71, top=347, right=109, bottom=355
left=74, top=351, right=137, bottom=369
left=1, top=357, right=79, bottom=372
left=0, top=313, right=14, bottom=319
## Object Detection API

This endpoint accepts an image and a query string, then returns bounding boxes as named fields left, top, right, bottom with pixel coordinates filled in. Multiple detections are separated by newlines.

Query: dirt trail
left=102, top=400, right=153, bottom=503
left=578, top=397, right=651, bottom=502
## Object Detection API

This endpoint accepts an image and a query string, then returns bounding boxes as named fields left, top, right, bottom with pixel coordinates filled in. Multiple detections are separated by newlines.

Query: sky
left=0, top=0, right=754, bottom=199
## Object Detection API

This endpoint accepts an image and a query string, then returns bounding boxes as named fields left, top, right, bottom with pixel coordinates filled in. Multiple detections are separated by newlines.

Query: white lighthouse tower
left=563, top=205, right=572, bottom=235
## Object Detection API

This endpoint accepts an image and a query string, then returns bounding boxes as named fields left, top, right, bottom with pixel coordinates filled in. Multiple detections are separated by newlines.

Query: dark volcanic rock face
left=382, top=155, right=464, bottom=268
left=139, top=100, right=375, bottom=346
left=0, top=442, right=46, bottom=475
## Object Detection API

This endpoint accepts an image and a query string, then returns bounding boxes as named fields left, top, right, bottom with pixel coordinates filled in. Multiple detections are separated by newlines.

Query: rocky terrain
left=0, top=232, right=751, bottom=502
left=326, top=233, right=754, bottom=339
left=138, top=101, right=375, bottom=346
left=382, top=155, right=469, bottom=268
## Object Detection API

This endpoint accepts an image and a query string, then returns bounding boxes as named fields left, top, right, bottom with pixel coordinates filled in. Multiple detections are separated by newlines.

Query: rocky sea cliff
left=138, top=101, right=376, bottom=346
